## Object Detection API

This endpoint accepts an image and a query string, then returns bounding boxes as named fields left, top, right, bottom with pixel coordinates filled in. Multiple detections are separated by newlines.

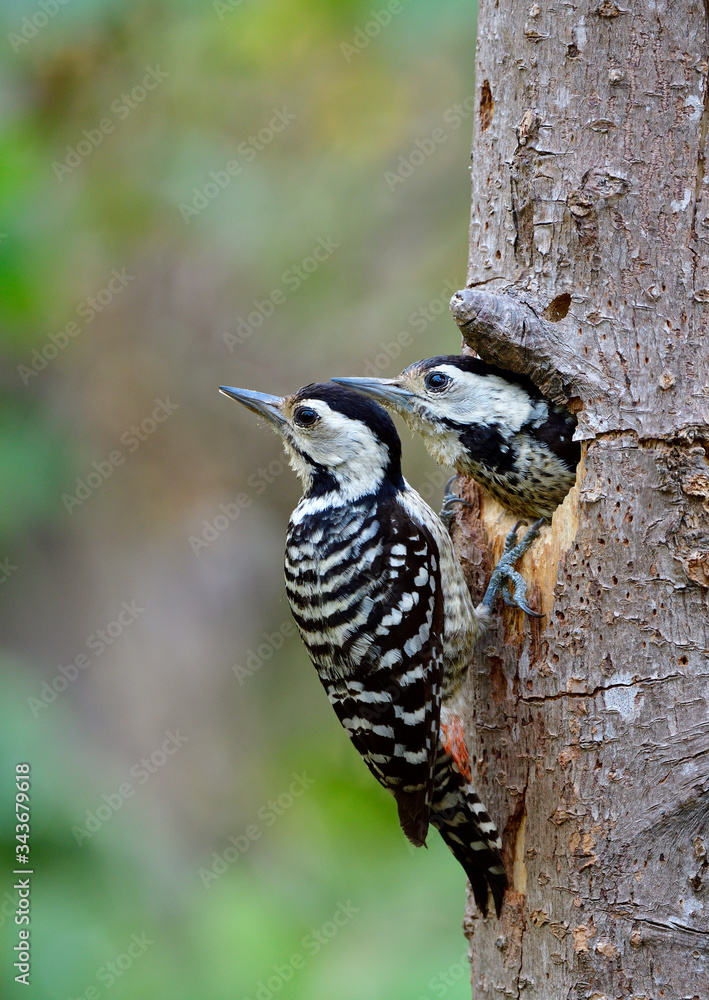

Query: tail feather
left=430, top=728, right=507, bottom=917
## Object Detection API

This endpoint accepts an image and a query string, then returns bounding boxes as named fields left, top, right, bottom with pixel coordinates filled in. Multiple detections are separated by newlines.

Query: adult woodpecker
left=220, top=381, right=540, bottom=914
left=333, top=355, right=580, bottom=521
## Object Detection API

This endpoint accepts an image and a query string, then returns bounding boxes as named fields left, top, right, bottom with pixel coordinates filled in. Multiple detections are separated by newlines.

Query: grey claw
left=443, top=474, right=460, bottom=497
left=439, top=475, right=473, bottom=529
left=503, top=520, right=526, bottom=554
left=481, top=519, right=545, bottom=617
left=439, top=508, right=454, bottom=530
left=503, top=576, right=544, bottom=618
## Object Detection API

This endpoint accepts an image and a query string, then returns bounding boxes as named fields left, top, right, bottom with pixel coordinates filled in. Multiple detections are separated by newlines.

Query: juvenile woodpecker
left=334, top=355, right=580, bottom=521
left=219, top=381, right=535, bottom=915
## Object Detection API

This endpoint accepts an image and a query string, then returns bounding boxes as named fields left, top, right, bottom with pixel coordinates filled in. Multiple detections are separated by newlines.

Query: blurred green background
left=0, top=1, right=480, bottom=996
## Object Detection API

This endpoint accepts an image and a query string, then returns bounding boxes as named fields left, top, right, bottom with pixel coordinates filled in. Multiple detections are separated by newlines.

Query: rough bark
left=454, top=3, right=709, bottom=998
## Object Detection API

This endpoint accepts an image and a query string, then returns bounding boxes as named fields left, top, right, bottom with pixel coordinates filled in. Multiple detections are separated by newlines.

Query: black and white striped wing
left=323, top=500, right=444, bottom=847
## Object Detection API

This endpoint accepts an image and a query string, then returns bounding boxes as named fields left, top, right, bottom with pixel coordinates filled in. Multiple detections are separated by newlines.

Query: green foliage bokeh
left=0, top=1, right=479, bottom=997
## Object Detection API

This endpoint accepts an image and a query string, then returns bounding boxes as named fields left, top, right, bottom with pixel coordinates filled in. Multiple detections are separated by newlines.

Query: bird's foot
left=480, top=519, right=545, bottom=618
left=439, top=475, right=474, bottom=530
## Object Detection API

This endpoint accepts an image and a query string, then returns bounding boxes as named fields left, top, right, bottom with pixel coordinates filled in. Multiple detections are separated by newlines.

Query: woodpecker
left=219, top=381, right=535, bottom=915
left=333, top=355, right=580, bottom=521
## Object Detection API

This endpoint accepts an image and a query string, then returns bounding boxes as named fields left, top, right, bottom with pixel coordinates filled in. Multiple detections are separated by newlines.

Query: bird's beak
left=331, top=376, right=416, bottom=412
left=219, top=386, right=287, bottom=431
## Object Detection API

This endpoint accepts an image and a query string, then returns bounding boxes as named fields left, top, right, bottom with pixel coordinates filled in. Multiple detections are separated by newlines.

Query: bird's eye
left=294, top=406, right=319, bottom=428
left=425, top=372, right=451, bottom=391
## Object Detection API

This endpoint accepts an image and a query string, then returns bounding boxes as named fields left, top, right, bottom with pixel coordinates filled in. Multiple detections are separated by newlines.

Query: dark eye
left=294, top=406, right=319, bottom=427
left=425, top=371, right=451, bottom=391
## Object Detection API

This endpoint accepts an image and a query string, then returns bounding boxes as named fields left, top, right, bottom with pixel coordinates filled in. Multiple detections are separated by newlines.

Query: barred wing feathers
left=285, top=496, right=444, bottom=847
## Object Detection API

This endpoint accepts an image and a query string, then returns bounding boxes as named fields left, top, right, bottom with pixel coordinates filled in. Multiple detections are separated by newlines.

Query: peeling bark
left=455, top=2, right=709, bottom=997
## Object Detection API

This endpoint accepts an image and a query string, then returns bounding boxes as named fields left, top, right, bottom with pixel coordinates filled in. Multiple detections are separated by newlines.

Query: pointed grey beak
left=331, top=376, right=415, bottom=412
left=219, top=386, right=287, bottom=430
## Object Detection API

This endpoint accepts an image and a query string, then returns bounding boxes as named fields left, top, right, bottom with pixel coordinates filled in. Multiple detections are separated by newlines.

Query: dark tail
left=429, top=727, right=507, bottom=917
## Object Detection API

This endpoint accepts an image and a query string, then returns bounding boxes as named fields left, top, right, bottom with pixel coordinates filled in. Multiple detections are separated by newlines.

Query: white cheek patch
left=290, top=401, right=393, bottom=500
left=420, top=365, right=539, bottom=433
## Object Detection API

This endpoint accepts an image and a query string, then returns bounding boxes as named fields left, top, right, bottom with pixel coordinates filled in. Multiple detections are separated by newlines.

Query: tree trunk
left=453, top=2, right=709, bottom=997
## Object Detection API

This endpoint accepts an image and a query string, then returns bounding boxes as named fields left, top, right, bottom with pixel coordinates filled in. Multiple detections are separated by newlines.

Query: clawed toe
left=481, top=518, right=545, bottom=618
left=439, top=475, right=473, bottom=529
left=501, top=576, right=544, bottom=618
